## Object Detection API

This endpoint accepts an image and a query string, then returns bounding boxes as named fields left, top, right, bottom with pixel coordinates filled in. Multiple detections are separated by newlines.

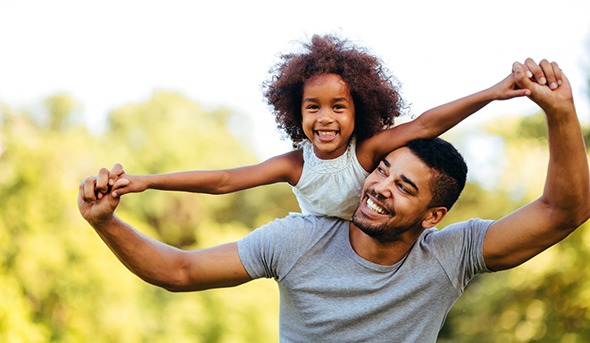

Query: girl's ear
left=422, top=207, right=448, bottom=229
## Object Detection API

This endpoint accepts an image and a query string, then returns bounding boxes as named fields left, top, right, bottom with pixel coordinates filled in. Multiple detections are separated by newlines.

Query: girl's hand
left=105, top=163, right=147, bottom=198
left=489, top=73, right=531, bottom=101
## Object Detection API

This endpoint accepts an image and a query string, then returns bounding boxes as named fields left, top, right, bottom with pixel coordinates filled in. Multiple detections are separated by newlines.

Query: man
left=79, top=59, right=589, bottom=342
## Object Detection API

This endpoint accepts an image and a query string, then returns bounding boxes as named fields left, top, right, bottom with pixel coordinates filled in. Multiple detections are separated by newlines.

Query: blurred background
left=1, top=1, right=590, bottom=342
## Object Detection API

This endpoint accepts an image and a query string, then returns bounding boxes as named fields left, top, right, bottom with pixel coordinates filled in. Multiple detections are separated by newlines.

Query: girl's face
left=301, top=73, right=355, bottom=160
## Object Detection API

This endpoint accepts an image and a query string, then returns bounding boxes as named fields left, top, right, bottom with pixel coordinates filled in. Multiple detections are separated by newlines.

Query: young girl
left=109, top=34, right=529, bottom=220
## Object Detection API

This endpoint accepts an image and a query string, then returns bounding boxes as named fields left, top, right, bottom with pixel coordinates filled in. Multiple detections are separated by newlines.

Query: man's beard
left=352, top=209, right=422, bottom=244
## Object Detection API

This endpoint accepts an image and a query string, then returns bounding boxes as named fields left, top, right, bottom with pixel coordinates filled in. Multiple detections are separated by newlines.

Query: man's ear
left=422, top=207, right=448, bottom=229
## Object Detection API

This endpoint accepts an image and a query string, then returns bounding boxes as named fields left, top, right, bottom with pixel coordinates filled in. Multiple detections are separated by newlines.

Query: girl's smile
left=301, top=73, right=355, bottom=160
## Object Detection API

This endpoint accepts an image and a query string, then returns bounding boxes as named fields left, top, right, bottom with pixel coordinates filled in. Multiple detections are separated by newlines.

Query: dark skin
left=81, top=59, right=589, bottom=293
left=350, top=59, right=590, bottom=270
left=106, top=72, right=526, bottom=199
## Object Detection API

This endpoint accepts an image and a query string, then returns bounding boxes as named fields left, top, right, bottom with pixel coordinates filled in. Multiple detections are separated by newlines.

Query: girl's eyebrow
left=302, top=96, right=350, bottom=103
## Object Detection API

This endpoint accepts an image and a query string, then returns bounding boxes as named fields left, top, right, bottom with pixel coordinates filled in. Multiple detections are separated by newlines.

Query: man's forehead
left=384, top=146, right=414, bottom=162
left=383, top=147, right=431, bottom=176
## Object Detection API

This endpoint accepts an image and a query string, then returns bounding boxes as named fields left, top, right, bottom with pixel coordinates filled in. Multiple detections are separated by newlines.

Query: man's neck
left=348, top=223, right=423, bottom=265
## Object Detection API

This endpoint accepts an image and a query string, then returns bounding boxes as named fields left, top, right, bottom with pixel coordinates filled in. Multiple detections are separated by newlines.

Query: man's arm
left=78, top=168, right=253, bottom=291
left=483, top=59, right=590, bottom=271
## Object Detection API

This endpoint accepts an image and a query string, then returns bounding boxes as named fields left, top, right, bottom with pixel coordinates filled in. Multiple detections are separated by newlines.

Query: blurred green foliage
left=439, top=113, right=590, bottom=343
left=0, top=93, right=296, bottom=342
left=0, top=90, right=589, bottom=342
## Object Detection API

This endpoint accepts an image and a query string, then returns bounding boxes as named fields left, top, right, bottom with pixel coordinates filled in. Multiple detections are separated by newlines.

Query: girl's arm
left=110, top=150, right=304, bottom=197
left=357, top=73, right=530, bottom=170
left=79, top=172, right=252, bottom=292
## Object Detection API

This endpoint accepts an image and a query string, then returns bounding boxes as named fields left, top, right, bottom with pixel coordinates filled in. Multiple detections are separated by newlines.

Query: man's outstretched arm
left=78, top=167, right=253, bottom=291
left=483, top=59, right=590, bottom=271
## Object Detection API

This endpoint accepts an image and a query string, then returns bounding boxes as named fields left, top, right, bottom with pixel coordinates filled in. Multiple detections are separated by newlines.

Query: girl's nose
left=317, top=110, right=334, bottom=124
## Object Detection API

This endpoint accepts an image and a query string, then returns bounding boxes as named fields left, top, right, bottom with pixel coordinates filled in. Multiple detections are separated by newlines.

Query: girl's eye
left=334, top=104, right=345, bottom=110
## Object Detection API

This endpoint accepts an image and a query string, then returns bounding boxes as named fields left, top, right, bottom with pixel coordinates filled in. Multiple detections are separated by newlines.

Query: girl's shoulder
left=266, top=149, right=304, bottom=185
left=354, top=135, right=380, bottom=172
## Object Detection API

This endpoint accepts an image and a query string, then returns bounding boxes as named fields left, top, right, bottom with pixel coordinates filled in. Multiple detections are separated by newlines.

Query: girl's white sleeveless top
left=292, top=138, right=369, bottom=220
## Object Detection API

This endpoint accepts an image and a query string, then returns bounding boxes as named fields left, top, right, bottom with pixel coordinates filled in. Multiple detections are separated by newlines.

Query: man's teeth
left=367, top=198, right=387, bottom=214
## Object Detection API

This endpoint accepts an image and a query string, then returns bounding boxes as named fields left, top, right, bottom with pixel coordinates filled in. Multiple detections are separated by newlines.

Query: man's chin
left=352, top=213, right=386, bottom=237
left=352, top=213, right=420, bottom=244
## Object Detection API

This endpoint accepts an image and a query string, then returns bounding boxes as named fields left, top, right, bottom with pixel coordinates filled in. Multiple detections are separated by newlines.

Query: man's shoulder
left=272, top=213, right=345, bottom=225
left=251, top=214, right=346, bottom=237
left=434, top=218, right=494, bottom=232
left=238, top=215, right=348, bottom=280
left=423, top=218, right=495, bottom=242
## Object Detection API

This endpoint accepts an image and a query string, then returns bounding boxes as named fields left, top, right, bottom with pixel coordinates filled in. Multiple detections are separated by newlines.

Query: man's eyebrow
left=400, top=174, right=419, bottom=192
left=381, top=158, right=391, bottom=168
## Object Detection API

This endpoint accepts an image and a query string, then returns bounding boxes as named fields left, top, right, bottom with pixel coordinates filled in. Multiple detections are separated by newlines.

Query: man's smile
left=367, top=197, right=387, bottom=214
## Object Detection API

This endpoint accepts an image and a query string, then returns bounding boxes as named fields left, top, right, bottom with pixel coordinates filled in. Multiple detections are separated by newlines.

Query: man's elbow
left=552, top=202, right=590, bottom=232
left=135, top=275, right=187, bottom=293
left=572, top=204, right=590, bottom=228
left=570, top=188, right=590, bottom=228
left=162, top=284, right=192, bottom=293
left=136, top=265, right=198, bottom=293
left=156, top=277, right=200, bottom=293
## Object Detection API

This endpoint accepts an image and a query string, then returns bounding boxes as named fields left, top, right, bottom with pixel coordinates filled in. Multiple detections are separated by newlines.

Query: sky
left=1, top=0, right=589, bottom=160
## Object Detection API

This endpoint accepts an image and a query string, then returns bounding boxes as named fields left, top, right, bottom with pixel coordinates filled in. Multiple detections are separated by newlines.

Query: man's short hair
left=406, top=138, right=468, bottom=210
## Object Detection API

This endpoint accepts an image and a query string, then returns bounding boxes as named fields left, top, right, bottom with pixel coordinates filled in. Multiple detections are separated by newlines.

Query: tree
left=0, top=92, right=292, bottom=342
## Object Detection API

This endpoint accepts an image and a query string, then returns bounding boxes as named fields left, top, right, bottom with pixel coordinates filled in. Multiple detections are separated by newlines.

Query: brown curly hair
left=262, top=34, right=404, bottom=144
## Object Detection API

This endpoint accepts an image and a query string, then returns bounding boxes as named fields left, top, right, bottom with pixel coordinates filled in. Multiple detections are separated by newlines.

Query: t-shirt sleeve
left=428, top=218, right=494, bottom=291
left=237, top=215, right=315, bottom=281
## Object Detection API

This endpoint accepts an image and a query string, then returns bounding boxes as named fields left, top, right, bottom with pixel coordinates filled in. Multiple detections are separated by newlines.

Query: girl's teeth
left=318, top=131, right=337, bottom=137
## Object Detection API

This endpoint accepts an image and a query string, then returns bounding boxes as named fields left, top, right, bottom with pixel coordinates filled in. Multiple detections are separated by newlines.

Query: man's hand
left=512, top=58, right=573, bottom=113
left=78, top=166, right=129, bottom=226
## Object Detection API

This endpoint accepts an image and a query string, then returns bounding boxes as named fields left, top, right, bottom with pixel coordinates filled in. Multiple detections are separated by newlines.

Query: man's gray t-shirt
left=238, top=215, right=492, bottom=343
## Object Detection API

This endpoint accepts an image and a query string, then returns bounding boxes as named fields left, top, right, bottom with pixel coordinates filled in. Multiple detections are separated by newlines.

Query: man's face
left=352, top=147, right=436, bottom=242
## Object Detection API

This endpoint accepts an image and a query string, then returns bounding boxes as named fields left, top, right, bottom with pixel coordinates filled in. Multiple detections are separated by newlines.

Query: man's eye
left=398, top=184, right=411, bottom=194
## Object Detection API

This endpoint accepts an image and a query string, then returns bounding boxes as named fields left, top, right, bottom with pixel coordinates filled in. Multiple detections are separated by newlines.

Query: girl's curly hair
left=262, top=34, right=404, bottom=144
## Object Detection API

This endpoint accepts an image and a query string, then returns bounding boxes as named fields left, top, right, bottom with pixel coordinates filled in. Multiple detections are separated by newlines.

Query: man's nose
left=373, top=178, right=393, bottom=200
